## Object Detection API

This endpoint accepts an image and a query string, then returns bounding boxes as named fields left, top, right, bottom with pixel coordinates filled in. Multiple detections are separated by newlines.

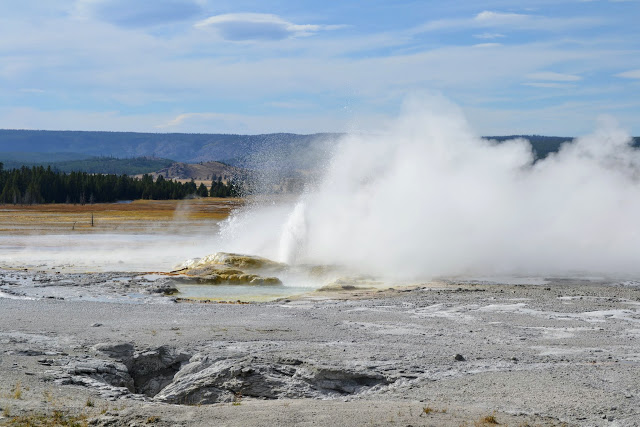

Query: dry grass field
left=0, top=198, right=243, bottom=234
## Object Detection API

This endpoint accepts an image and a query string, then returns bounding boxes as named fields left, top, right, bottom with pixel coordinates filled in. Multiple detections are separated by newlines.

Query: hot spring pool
left=175, top=284, right=312, bottom=302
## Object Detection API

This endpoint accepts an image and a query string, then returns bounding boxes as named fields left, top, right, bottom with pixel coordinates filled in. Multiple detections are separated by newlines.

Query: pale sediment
left=1, top=270, right=640, bottom=426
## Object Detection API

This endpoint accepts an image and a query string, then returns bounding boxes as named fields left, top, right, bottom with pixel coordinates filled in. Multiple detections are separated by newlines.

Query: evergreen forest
left=0, top=163, right=238, bottom=204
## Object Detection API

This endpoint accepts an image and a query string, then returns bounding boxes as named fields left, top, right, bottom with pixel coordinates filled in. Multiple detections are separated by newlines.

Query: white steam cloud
left=220, top=96, right=640, bottom=280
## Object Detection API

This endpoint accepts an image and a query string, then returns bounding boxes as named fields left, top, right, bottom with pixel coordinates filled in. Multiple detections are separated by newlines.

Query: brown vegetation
left=0, top=198, right=242, bottom=234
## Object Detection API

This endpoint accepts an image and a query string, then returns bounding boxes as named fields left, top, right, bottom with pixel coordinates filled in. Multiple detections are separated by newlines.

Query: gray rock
left=154, top=356, right=390, bottom=405
left=146, top=284, right=178, bottom=295
left=93, top=342, right=135, bottom=369
left=15, top=349, right=47, bottom=356
left=56, top=344, right=191, bottom=398
left=130, top=345, right=191, bottom=396
left=62, top=358, right=134, bottom=392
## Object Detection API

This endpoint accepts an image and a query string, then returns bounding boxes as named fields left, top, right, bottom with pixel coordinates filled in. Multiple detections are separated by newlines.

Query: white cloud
left=473, top=43, right=502, bottom=48
left=195, top=13, right=341, bottom=41
left=416, top=10, right=599, bottom=33
left=152, top=110, right=350, bottom=133
left=616, top=69, right=640, bottom=79
left=526, top=71, right=582, bottom=81
left=130, top=42, right=587, bottom=100
left=158, top=112, right=234, bottom=128
left=473, top=32, right=505, bottom=39
left=465, top=100, right=640, bottom=136
left=474, top=11, right=529, bottom=26
left=266, top=101, right=315, bottom=110
left=523, top=82, right=576, bottom=88
left=1, top=2, right=638, bottom=136
left=0, top=107, right=160, bottom=132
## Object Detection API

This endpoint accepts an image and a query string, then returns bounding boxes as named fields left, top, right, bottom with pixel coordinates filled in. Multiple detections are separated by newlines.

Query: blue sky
left=1, top=0, right=639, bottom=135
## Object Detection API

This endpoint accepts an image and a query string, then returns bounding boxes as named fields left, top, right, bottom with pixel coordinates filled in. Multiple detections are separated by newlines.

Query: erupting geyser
left=220, top=96, right=640, bottom=280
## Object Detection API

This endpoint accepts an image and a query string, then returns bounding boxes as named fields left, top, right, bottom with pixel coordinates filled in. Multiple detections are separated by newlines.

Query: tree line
left=0, top=163, right=239, bottom=204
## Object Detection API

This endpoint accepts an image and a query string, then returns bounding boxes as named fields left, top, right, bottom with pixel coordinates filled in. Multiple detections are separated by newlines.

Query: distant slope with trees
left=488, top=135, right=640, bottom=159
left=487, top=135, right=572, bottom=159
left=1, top=130, right=638, bottom=169
left=0, top=130, right=340, bottom=166
left=0, top=155, right=175, bottom=175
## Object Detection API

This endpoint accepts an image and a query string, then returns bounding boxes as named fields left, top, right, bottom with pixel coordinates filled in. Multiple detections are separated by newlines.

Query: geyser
left=220, top=96, right=640, bottom=280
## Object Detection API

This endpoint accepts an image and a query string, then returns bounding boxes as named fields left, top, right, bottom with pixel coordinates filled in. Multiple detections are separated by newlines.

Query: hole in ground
left=88, top=344, right=393, bottom=405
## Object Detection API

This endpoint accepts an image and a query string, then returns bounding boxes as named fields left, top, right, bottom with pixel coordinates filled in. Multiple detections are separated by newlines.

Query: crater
left=52, top=343, right=392, bottom=405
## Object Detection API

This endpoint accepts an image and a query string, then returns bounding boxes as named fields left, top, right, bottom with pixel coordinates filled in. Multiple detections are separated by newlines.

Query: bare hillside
left=150, top=161, right=242, bottom=181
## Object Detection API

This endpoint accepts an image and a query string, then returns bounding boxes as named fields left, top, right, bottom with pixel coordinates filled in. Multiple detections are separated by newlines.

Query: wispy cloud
left=616, top=69, right=640, bottom=79
left=415, top=10, right=600, bottom=33
left=158, top=112, right=232, bottom=128
left=523, top=82, right=576, bottom=88
left=526, top=71, right=582, bottom=81
left=75, top=0, right=203, bottom=27
left=155, top=110, right=346, bottom=133
left=195, top=13, right=342, bottom=41
left=473, top=32, right=505, bottom=39
left=474, top=11, right=530, bottom=26
left=472, top=43, right=502, bottom=48
left=266, top=100, right=315, bottom=110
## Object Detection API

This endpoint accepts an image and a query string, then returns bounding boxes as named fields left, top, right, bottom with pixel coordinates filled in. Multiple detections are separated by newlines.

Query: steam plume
left=220, top=96, right=640, bottom=279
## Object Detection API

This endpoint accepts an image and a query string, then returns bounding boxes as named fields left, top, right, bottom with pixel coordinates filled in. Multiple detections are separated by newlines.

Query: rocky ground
left=1, top=269, right=640, bottom=426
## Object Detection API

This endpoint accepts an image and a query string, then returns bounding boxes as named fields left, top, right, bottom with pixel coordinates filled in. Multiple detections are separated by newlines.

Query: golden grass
left=421, top=406, right=447, bottom=417
left=1, top=382, right=23, bottom=400
left=475, top=414, right=499, bottom=425
left=6, top=410, right=88, bottom=427
left=11, top=382, right=22, bottom=400
left=0, top=198, right=243, bottom=234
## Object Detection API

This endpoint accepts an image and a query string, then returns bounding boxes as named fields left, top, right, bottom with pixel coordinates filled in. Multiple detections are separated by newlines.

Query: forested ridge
left=0, top=163, right=238, bottom=204
left=0, top=129, right=338, bottom=165
left=0, top=156, right=175, bottom=176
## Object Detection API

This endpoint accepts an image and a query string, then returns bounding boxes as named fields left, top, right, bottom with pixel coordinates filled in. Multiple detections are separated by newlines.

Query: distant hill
left=0, top=151, right=89, bottom=164
left=1, top=131, right=638, bottom=176
left=48, top=156, right=175, bottom=175
left=487, top=135, right=571, bottom=159
left=0, top=130, right=341, bottom=167
left=489, top=135, right=640, bottom=159
left=149, top=161, right=243, bottom=181
left=0, top=154, right=174, bottom=175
